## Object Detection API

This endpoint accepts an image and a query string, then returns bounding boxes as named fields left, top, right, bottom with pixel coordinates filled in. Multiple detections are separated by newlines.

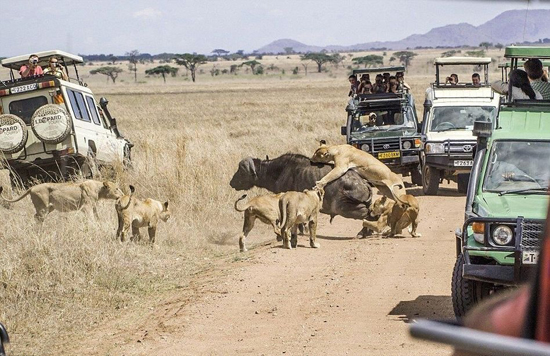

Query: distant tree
left=145, top=65, right=179, bottom=83
left=301, top=53, right=335, bottom=73
left=331, top=53, right=345, bottom=68
left=479, top=42, right=493, bottom=51
left=236, top=50, right=245, bottom=56
left=393, top=51, right=418, bottom=68
left=389, top=56, right=397, bottom=64
left=241, top=60, right=262, bottom=75
left=126, top=50, right=140, bottom=83
left=90, top=66, right=123, bottom=84
left=173, top=53, right=208, bottom=82
left=495, top=43, right=504, bottom=51
left=352, top=55, right=383, bottom=68
left=230, top=64, right=239, bottom=74
left=212, top=49, right=230, bottom=57
left=292, top=66, right=299, bottom=75
left=301, top=62, right=309, bottom=76
left=109, top=55, right=118, bottom=65
left=267, top=64, right=279, bottom=72
left=466, top=50, right=486, bottom=57
left=284, top=47, right=294, bottom=55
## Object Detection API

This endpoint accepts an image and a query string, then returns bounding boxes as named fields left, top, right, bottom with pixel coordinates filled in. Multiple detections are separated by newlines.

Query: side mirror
left=341, top=126, right=346, bottom=136
left=99, top=97, right=109, bottom=108
left=455, top=228, right=462, bottom=239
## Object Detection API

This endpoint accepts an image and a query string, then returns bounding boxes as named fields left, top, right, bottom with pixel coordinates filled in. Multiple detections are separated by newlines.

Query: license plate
left=522, top=251, right=539, bottom=265
left=378, top=151, right=400, bottom=159
left=454, top=160, right=473, bottom=167
left=11, top=83, right=38, bottom=94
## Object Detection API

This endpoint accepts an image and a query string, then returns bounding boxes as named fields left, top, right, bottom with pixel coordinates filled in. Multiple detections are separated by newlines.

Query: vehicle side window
left=85, top=96, right=102, bottom=126
left=8, top=96, right=48, bottom=125
left=67, top=89, right=91, bottom=122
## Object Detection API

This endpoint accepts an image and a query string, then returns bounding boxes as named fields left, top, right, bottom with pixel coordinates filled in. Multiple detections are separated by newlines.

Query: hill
left=256, top=9, right=550, bottom=54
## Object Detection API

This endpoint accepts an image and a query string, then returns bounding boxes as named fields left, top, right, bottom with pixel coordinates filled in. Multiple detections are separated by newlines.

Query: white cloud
left=133, top=7, right=162, bottom=20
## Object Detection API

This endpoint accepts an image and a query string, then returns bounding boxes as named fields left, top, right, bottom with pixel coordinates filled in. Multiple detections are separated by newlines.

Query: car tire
left=0, top=114, right=28, bottom=154
left=451, top=254, right=493, bottom=318
left=411, top=165, right=422, bottom=186
left=422, top=164, right=439, bottom=195
left=31, top=104, right=72, bottom=144
left=457, top=174, right=470, bottom=194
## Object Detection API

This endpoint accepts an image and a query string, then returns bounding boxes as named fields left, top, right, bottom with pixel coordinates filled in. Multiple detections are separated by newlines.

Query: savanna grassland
left=0, top=48, right=506, bottom=355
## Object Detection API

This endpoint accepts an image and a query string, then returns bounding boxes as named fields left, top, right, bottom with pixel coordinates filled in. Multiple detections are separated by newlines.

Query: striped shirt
left=530, top=79, right=550, bottom=100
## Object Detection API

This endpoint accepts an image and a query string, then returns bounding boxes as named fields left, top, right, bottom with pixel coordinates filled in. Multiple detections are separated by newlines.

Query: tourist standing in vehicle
left=348, top=75, right=359, bottom=97
left=446, top=73, right=459, bottom=84
left=524, top=59, right=550, bottom=99
left=471, top=73, right=481, bottom=86
left=19, top=54, right=43, bottom=78
left=492, top=69, right=542, bottom=100
left=396, top=72, right=411, bottom=91
left=44, top=57, right=68, bottom=81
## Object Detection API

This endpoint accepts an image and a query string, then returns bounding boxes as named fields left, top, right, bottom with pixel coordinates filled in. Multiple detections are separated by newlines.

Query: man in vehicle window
left=471, top=73, right=481, bottom=86
left=19, top=54, right=43, bottom=78
left=524, top=59, right=550, bottom=100
left=348, top=75, right=358, bottom=97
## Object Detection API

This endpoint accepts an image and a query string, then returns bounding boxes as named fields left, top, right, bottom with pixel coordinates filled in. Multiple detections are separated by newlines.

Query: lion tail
left=390, top=183, right=410, bottom=208
left=0, top=186, right=32, bottom=203
left=119, top=185, right=135, bottom=210
left=234, top=194, right=249, bottom=212
left=278, top=197, right=288, bottom=229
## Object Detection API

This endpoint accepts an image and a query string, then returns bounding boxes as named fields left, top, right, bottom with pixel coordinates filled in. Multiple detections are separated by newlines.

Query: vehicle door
left=83, top=95, right=122, bottom=163
left=65, top=88, right=104, bottom=159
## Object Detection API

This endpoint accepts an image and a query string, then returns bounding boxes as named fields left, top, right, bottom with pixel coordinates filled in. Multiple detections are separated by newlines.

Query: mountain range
left=255, top=10, right=550, bottom=54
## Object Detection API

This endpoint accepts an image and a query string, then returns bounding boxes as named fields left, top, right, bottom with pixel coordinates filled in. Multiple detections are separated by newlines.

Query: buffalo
left=230, top=153, right=375, bottom=237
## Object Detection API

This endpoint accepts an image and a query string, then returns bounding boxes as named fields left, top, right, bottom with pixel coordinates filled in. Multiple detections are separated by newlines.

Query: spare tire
left=31, top=104, right=71, bottom=144
left=0, top=114, right=28, bottom=154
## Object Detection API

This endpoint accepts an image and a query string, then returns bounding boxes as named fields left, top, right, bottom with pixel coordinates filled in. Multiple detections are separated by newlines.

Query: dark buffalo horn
left=245, top=157, right=257, bottom=177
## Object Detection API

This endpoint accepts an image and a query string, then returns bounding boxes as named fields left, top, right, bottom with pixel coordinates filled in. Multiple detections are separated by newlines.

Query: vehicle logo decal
left=462, top=145, right=473, bottom=153
left=383, top=144, right=390, bottom=149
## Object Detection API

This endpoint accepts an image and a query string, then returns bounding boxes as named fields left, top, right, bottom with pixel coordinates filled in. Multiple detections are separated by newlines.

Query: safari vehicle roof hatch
left=498, top=61, right=550, bottom=82
left=352, top=66, right=406, bottom=75
left=433, top=57, right=492, bottom=88
left=355, top=92, right=406, bottom=110
left=1, top=50, right=84, bottom=83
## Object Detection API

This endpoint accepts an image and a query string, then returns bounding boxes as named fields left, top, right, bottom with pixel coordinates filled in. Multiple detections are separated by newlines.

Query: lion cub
left=278, top=188, right=324, bottom=249
left=116, top=185, right=171, bottom=243
left=362, top=194, right=420, bottom=238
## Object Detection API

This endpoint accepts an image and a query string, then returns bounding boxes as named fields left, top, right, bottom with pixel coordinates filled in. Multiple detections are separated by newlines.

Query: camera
left=31, top=58, right=38, bottom=65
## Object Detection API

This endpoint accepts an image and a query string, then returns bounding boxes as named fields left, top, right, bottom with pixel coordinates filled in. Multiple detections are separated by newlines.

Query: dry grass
left=0, top=47, right=505, bottom=355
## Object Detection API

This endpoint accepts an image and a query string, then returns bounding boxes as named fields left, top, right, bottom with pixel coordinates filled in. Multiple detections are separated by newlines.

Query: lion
left=278, top=188, right=324, bottom=249
left=311, top=141, right=406, bottom=202
left=0, top=180, right=123, bottom=222
left=361, top=194, right=421, bottom=238
left=116, top=185, right=171, bottom=244
left=234, top=193, right=284, bottom=252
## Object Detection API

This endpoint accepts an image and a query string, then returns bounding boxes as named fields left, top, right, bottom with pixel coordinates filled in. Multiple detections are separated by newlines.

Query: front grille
left=520, top=220, right=544, bottom=250
left=447, top=141, right=476, bottom=154
left=373, top=140, right=400, bottom=152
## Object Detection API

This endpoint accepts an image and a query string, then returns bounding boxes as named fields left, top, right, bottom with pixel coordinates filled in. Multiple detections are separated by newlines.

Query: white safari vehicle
left=0, top=50, right=132, bottom=186
left=421, top=57, right=500, bottom=195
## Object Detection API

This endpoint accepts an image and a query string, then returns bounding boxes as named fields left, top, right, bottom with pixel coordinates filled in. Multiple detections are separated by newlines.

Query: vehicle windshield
left=483, top=140, right=550, bottom=193
left=351, top=106, right=416, bottom=133
left=430, top=106, right=496, bottom=132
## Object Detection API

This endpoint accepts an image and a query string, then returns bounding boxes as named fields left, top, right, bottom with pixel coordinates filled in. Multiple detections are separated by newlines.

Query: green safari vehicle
left=452, top=46, right=550, bottom=317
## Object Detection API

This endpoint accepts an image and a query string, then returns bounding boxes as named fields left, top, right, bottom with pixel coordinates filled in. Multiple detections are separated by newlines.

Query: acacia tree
left=212, top=49, right=229, bottom=57
left=352, top=55, right=383, bottom=68
left=145, top=65, right=179, bottom=83
left=90, top=66, right=123, bottom=83
left=393, top=51, right=418, bottom=68
left=173, top=53, right=208, bottom=82
left=479, top=42, right=493, bottom=51
left=301, top=53, right=335, bottom=73
left=495, top=43, right=504, bottom=51
left=241, top=60, right=262, bottom=75
left=126, top=50, right=140, bottom=83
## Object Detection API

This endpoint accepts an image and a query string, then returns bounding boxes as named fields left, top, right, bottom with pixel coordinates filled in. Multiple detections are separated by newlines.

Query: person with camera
left=19, top=54, right=43, bottom=78
left=445, top=73, right=459, bottom=85
left=44, top=57, right=68, bottom=80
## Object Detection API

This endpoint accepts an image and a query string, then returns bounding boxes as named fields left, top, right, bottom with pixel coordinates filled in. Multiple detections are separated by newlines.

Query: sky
left=3, top=0, right=550, bottom=57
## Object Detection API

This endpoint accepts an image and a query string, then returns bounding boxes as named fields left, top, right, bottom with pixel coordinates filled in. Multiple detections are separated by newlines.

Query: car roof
left=498, top=60, right=550, bottom=68
left=352, top=66, right=405, bottom=75
left=434, top=57, right=492, bottom=65
left=493, top=108, right=550, bottom=140
left=504, top=46, right=550, bottom=59
left=1, top=50, right=83, bottom=70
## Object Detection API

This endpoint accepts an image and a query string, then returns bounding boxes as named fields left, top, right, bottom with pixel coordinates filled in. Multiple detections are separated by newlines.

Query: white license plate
left=454, top=160, right=473, bottom=167
left=11, top=83, right=37, bottom=94
left=522, top=251, right=539, bottom=265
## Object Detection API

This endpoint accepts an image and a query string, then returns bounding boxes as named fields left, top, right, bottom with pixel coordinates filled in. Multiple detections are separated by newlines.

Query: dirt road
left=75, top=184, right=463, bottom=355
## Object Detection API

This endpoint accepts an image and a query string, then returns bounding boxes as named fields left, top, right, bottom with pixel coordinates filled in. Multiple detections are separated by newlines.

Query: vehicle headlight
left=492, top=225, right=513, bottom=246
left=402, top=141, right=411, bottom=149
left=425, top=142, right=445, bottom=154
left=361, top=144, right=370, bottom=152
left=414, top=138, right=422, bottom=148
left=472, top=222, right=485, bottom=244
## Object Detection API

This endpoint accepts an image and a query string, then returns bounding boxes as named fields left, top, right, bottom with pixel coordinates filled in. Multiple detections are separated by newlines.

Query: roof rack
left=434, top=57, right=492, bottom=65
left=504, top=46, right=550, bottom=59
left=352, top=66, right=406, bottom=75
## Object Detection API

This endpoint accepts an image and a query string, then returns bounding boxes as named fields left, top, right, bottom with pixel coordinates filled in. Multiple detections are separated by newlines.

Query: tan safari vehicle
left=0, top=50, right=132, bottom=186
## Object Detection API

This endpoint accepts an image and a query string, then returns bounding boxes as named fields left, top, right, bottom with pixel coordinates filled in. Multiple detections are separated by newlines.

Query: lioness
left=116, top=185, right=171, bottom=243
left=278, top=188, right=324, bottom=249
left=0, top=180, right=123, bottom=222
left=361, top=195, right=421, bottom=238
left=311, top=141, right=406, bottom=202
left=234, top=193, right=284, bottom=252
